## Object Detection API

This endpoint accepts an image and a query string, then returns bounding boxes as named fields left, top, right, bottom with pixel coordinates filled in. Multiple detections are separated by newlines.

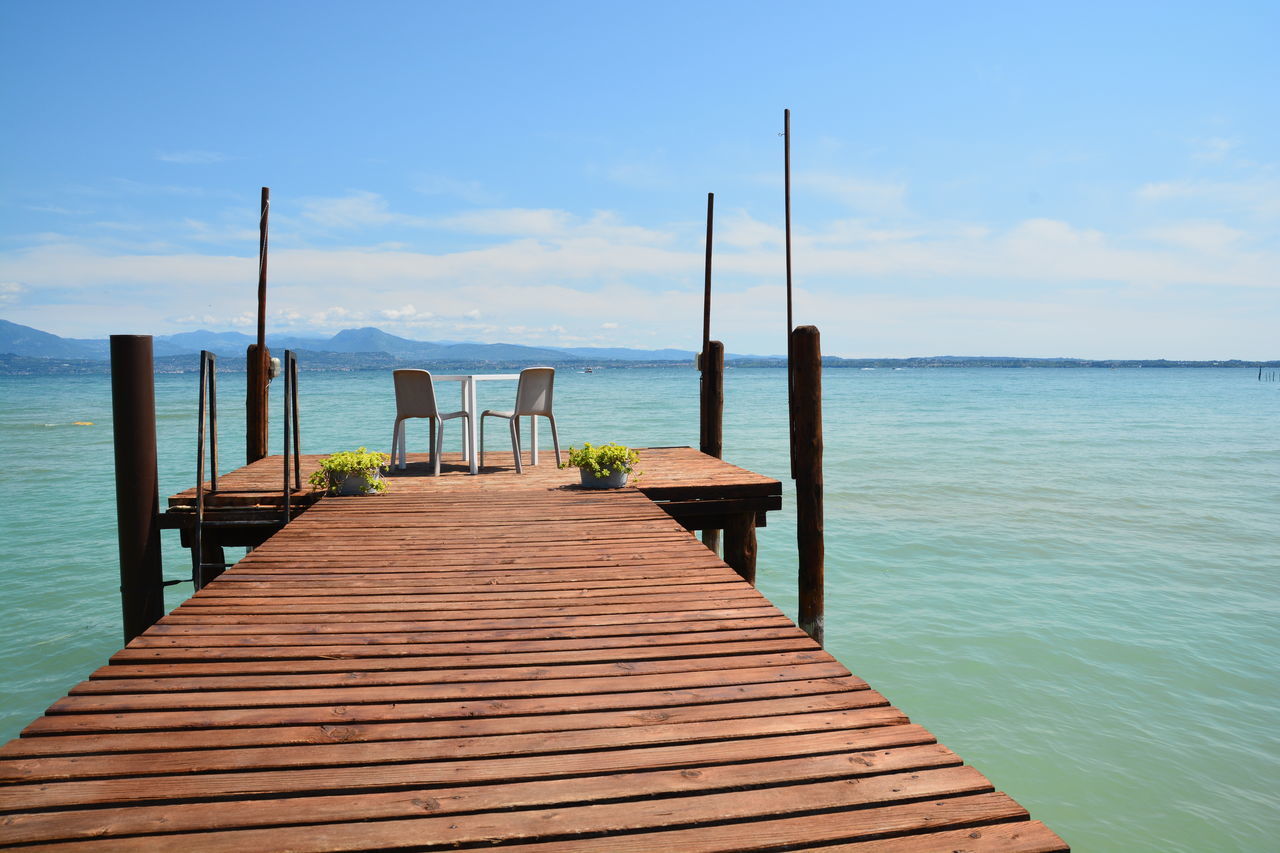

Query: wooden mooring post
left=792, top=324, right=824, bottom=645
left=110, top=335, right=165, bottom=643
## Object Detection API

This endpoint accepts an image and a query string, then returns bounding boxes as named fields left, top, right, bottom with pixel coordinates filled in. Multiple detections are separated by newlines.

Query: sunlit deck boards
left=0, top=461, right=1066, bottom=851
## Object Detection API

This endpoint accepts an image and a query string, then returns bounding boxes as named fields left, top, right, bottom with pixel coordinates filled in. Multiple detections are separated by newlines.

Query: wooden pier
left=0, top=450, right=1066, bottom=851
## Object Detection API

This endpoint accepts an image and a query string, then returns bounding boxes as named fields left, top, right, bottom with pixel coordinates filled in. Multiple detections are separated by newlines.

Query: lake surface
left=1, top=366, right=1277, bottom=851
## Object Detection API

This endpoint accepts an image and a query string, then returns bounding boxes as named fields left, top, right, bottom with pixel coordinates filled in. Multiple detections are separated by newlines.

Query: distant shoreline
left=2, top=351, right=1276, bottom=376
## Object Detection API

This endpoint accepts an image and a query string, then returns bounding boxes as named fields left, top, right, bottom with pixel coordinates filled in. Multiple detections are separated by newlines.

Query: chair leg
left=510, top=417, right=523, bottom=474
left=433, top=419, right=444, bottom=477
left=392, top=419, right=404, bottom=470
left=530, top=416, right=539, bottom=466
left=479, top=413, right=487, bottom=469
left=548, top=414, right=561, bottom=466
left=429, top=416, right=436, bottom=466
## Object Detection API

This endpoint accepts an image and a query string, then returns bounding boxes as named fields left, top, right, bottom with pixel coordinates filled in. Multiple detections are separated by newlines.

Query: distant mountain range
left=0, top=319, right=709, bottom=364
left=2, top=319, right=1273, bottom=375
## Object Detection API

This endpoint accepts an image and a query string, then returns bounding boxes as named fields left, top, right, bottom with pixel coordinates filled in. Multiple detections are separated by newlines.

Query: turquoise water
left=1, top=366, right=1277, bottom=851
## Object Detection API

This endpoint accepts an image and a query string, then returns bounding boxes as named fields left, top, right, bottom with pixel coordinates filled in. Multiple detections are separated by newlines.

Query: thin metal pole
left=784, top=108, right=797, bottom=479
left=703, top=192, right=714, bottom=357
left=110, top=335, right=164, bottom=643
left=291, top=352, right=301, bottom=488
left=784, top=110, right=793, bottom=337
left=283, top=350, right=293, bottom=524
left=194, top=351, right=209, bottom=590
left=258, top=188, right=269, bottom=349
left=208, top=352, right=218, bottom=491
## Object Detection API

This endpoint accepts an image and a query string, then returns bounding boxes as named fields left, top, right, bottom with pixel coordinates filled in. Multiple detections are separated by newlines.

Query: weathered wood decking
left=0, top=451, right=1066, bottom=851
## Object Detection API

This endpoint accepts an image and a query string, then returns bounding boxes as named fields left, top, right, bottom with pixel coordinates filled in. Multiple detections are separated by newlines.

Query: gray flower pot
left=579, top=469, right=629, bottom=489
left=335, top=472, right=381, bottom=495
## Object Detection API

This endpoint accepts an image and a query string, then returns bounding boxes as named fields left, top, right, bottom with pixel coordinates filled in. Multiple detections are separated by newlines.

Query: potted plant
left=308, top=447, right=390, bottom=495
left=561, top=442, right=640, bottom=489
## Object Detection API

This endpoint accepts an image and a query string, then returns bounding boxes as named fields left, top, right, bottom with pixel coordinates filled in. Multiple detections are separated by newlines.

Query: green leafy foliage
left=560, top=442, right=640, bottom=478
left=308, top=447, right=390, bottom=494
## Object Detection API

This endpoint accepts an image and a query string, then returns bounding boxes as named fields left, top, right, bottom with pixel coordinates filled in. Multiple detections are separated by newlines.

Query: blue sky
left=1, top=1, right=1275, bottom=358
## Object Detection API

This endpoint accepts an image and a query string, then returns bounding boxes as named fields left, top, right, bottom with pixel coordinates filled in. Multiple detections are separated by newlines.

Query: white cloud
left=1191, top=137, right=1237, bottom=162
left=182, top=218, right=259, bottom=244
left=4, top=189, right=1276, bottom=356
left=380, top=304, right=433, bottom=321
left=793, top=172, right=908, bottom=215
left=0, top=281, right=25, bottom=303
left=299, top=191, right=431, bottom=229
left=1142, top=221, right=1244, bottom=253
left=1137, top=179, right=1280, bottom=218
left=719, top=211, right=783, bottom=249
left=438, top=208, right=573, bottom=237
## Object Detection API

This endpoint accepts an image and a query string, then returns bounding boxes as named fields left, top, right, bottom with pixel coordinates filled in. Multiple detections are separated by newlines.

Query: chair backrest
left=514, top=367, right=555, bottom=416
left=393, top=369, right=440, bottom=419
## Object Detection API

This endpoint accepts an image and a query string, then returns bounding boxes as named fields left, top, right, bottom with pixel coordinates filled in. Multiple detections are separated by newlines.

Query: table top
left=432, top=373, right=521, bottom=382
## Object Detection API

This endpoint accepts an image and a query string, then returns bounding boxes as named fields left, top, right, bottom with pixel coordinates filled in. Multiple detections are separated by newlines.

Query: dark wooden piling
left=700, top=341, right=725, bottom=459
left=792, top=325, right=824, bottom=645
left=246, top=187, right=270, bottom=464
left=110, top=335, right=165, bottom=643
left=723, top=511, right=757, bottom=585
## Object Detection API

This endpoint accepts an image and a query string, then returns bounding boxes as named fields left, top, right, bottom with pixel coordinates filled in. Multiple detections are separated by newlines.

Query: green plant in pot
left=308, top=447, right=390, bottom=495
left=561, top=442, right=640, bottom=489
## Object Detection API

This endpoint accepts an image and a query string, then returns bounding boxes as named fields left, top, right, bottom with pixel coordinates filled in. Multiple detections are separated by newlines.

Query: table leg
left=459, top=382, right=470, bottom=462
left=467, top=378, right=479, bottom=474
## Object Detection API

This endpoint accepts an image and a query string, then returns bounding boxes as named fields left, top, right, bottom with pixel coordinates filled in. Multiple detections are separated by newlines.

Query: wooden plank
left=47, top=662, right=853, bottom=713
left=1, top=725, right=940, bottom=810
left=500, top=813, right=1067, bottom=853
left=0, top=712, right=922, bottom=785
left=84, top=637, right=821, bottom=680
left=70, top=650, right=834, bottom=693
left=0, top=748, right=965, bottom=845
left=24, top=676, right=872, bottom=735
left=9, top=791, right=1028, bottom=852
left=2, top=695, right=898, bottom=759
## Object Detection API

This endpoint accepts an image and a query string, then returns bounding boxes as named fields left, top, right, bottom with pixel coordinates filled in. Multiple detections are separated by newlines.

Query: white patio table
left=432, top=373, right=542, bottom=474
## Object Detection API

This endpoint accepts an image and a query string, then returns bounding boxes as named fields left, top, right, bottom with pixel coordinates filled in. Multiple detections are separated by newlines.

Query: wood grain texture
left=1, top=449, right=1065, bottom=851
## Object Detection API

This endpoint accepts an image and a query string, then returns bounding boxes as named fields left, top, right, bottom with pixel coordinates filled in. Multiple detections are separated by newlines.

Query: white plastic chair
left=391, top=369, right=471, bottom=476
left=479, top=366, right=561, bottom=473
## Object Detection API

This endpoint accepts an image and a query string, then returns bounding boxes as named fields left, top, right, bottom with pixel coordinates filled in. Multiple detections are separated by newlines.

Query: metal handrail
left=282, top=350, right=301, bottom=522
left=192, top=350, right=220, bottom=590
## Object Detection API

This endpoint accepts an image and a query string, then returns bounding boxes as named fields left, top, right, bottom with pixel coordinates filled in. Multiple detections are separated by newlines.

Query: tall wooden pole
left=784, top=109, right=796, bottom=479
left=700, top=193, right=723, bottom=554
left=246, top=187, right=270, bottom=463
left=110, top=335, right=165, bottom=642
left=792, top=325, right=824, bottom=645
